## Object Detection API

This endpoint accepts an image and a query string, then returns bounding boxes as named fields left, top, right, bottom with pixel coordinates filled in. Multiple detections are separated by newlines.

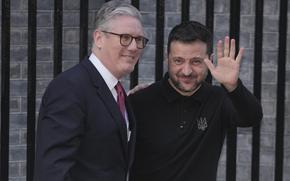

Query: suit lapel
left=81, top=58, right=129, bottom=159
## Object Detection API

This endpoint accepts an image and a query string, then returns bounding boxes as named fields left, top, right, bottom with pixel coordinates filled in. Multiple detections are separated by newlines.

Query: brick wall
left=3, top=0, right=290, bottom=180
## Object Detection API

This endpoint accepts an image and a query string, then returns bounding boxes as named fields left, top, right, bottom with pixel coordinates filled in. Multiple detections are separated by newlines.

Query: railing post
left=1, top=0, right=11, bottom=181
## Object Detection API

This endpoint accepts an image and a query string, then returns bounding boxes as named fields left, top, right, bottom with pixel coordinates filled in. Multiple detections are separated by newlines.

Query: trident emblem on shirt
left=196, top=117, right=208, bottom=131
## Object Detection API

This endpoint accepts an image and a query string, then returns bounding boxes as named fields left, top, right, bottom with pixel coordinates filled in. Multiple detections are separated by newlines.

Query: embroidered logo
left=196, top=117, right=208, bottom=131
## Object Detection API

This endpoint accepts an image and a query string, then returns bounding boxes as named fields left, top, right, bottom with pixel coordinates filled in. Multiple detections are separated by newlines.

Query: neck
left=92, top=50, right=121, bottom=80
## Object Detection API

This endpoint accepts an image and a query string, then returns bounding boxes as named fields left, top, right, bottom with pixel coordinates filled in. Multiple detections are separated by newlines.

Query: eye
left=135, top=37, right=143, bottom=43
left=190, top=58, right=203, bottom=65
left=172, top=58, right=184, bottom=65
left=135, top=37, right=145, bottom=47
left=121, top=34, right=132, bottom=42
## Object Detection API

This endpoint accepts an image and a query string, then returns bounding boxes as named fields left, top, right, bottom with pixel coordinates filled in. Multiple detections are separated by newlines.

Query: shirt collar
left=161, top=72, right=210, bottom=103
left=89, top=53, right=118, bottom=91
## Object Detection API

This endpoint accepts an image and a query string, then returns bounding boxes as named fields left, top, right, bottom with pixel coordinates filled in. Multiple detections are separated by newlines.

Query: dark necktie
left=115, top=82, right=126, bottom=119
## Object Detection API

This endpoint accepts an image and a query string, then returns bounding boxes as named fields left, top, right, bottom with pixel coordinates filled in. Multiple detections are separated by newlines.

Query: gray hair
left=94, top=0, right=142, bottom=31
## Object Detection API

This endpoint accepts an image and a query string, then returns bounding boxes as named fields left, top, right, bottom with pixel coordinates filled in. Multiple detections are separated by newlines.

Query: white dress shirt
left=89, top=53, right=131, bottom=141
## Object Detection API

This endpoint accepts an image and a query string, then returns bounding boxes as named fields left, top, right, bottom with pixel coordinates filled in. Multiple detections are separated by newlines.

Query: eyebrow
left=170, top=56, right=205, bottom=59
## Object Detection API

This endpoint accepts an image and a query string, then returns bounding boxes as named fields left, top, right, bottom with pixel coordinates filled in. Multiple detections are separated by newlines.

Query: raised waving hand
left=204, top=36, right=244, bottom=92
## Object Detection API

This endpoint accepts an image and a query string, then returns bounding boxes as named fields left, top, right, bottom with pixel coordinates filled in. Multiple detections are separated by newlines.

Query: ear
left=93, top=30, right=103, bottom=49
left=165, top=57, right=169, bottom=64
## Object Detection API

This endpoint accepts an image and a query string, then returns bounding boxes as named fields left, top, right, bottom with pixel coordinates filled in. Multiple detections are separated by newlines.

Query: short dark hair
left=167, top=21, right=212, bottom=55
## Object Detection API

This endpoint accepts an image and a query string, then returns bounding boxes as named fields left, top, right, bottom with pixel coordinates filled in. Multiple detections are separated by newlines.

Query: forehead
left=169, top=41, right=208, bottom=58
left=107, top=15, right=144, bottom=36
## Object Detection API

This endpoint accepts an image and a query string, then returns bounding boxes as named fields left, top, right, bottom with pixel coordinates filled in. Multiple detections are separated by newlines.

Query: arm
left=223, top=79, right=263, bottom=127
left=204, top=36, right=262, bottom=126
left=127, top=82, right=152, bottom=95
left=34, top=78, right=85, bottom=181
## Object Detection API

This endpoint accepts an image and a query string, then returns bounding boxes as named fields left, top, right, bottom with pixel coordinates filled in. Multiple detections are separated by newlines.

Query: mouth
left=122, top=55, right=135, bottom=59
left=179, top=76, right=194, bottom=82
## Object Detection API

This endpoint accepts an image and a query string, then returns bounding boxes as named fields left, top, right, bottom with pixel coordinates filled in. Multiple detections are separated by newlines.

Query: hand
left=127, top=83, right=152, bottom=95
left=204, top=36, right=244, bottom=92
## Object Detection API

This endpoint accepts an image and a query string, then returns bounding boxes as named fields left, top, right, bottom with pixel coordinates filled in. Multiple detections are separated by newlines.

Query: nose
left=181, top=62, right=193, bottom=76
left=127, top=38, right=138, bottom=51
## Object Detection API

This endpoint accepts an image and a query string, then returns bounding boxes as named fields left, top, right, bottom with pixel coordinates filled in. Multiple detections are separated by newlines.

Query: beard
left=170, top=75, right=201, bottom=93
left=168, top=71, right=208, bottom=95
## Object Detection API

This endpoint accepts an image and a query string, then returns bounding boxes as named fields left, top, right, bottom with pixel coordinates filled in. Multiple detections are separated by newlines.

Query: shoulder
left=128, top=81, right=162, bottom=103
left=44, top=62, right=91, bottom=98
left=203, top=82, right=226, bottom=95
left=199, top=82, right=228, bottom=104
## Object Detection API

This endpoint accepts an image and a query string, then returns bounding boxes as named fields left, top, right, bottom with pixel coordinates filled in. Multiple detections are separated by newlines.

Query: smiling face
left=93, top=15, right=145, bottom=79
left=168, top=40, right=209, bottom=96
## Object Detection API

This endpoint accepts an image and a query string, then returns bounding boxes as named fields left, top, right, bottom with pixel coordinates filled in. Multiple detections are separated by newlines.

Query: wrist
left=223, top=82, right=238, bottom=92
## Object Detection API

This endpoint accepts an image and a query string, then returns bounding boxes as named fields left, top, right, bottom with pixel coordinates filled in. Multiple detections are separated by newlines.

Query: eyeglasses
left=102, top=31, right=149, bottom=49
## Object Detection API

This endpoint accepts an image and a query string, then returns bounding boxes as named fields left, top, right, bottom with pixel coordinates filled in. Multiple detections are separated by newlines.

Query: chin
left=180, top=84, right=198, bottom=91
left=124, top=66, right=135, bottom=74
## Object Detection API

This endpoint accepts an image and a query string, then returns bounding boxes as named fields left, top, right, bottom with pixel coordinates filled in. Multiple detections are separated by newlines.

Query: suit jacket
left=34, top=58, right=136, bottom=181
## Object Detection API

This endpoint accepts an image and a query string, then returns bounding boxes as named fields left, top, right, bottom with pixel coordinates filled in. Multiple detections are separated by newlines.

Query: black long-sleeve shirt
left=129, top=74, right=263, bottom=181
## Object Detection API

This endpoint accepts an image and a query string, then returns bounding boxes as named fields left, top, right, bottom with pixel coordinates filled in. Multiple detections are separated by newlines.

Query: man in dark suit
left=34, top=1, right=148, bottom=181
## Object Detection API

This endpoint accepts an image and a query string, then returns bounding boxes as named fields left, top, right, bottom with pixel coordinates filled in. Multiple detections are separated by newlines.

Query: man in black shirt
left=129, top=21, right=263, bottom=181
